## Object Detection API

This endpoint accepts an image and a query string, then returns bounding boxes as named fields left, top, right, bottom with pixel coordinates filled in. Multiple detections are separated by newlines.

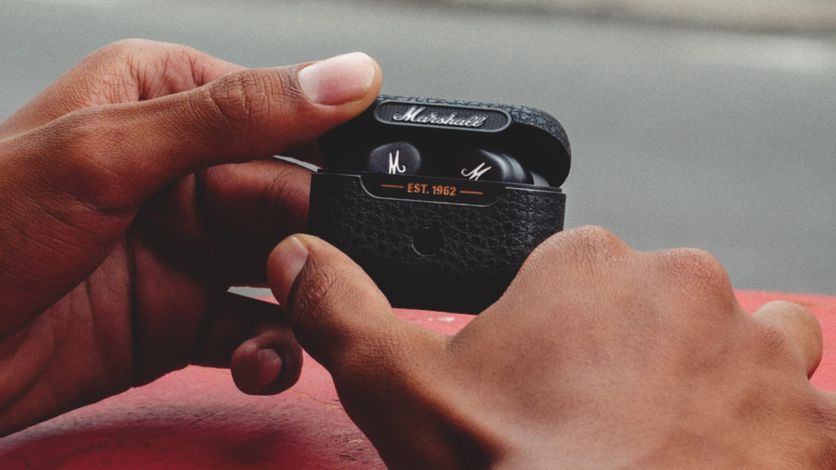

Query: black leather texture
left=308, top=172, right=566, bottom=313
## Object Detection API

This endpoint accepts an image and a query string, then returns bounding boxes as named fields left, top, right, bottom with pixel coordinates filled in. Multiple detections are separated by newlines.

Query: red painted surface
left=1, top=290, right=835, bottom=468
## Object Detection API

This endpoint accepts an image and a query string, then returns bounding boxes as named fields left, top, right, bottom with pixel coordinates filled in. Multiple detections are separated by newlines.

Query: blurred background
left=2, top=0, right=835, bottom=295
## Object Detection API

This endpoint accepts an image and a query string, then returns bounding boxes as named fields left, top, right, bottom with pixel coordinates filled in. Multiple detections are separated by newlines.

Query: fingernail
left=255, top=349, right=283, bottom=389
left=272, top=235, right=309, bottom=306
left=298, top=52, right=377, bottom=105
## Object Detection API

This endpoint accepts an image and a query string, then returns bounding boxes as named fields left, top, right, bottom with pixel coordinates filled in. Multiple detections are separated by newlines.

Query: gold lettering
left=430, top=185, right=458, bottom=197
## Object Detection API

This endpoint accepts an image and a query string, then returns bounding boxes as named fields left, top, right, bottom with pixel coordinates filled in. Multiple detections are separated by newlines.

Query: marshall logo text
left=391, top=106, right=488, bottom=129
left=374, top=101, right=510, bottom=133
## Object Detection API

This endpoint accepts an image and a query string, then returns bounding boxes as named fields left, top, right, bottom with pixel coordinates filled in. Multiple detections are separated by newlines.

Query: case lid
left=319, top=95, right=571, bottom=187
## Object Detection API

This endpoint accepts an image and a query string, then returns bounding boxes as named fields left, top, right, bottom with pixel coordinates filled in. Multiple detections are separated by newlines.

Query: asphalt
left=2, top=0, right=835, bottom=296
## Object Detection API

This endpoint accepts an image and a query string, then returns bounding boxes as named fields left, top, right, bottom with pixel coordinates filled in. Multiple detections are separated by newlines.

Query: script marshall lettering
left=392, top=106, right=489, bottom=129
left=461, top=162, right=492, bottom=181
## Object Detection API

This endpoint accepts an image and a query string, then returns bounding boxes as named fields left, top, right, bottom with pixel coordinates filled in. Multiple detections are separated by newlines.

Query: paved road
left=3, top=0, right=835, bottom=295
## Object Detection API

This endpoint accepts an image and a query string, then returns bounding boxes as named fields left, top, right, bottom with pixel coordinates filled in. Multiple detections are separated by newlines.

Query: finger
left=134, top=292, right=303, bottom=395
left=230, top=328, right=302, bottom=395
left=197, top=159, right=312, bottom=282
left=130, top=158, right=312, bottom=287
left=0, top=53, right=381, bottom=331
left=0, top=39, right=244, bottom=135
left=266, top=234, right=440, bottom=375
left=268, top=236, right=489, bottom=468
left=18, top=51, right=381, bottom=212
left=752, top=301, right=823, bottom=377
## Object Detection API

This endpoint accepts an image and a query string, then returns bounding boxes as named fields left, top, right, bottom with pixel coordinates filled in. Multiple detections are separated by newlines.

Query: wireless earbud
left=366, top=141, right=423, bottom=175
left=365, top=143, right=551, bottom=187
left=530, top=171, right=550, bottom=187
left=453, top=148, right=531, bottom=184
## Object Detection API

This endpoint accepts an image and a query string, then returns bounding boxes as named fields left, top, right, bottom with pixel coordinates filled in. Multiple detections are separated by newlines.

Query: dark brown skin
left=268, top=229, right=834, bottom=469
left=0, top=39, right=382, bottom=435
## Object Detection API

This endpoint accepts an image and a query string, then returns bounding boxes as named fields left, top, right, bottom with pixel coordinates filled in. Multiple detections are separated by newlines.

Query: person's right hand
left=268, top=227, right=832, bottom=469
left=0, top=39, right=381, bottom=435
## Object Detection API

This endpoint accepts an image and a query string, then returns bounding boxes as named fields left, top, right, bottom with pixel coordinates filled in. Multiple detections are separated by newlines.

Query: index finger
left=0, top=39, right=244, bottom=135
left=0, top=52, right=381, bottom=333
left=17, top=52, right=380, bottom=213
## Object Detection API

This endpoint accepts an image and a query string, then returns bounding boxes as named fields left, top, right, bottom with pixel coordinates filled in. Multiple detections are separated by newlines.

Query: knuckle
left=87, top=39, right=206, bottom=102
left=264, top=168, right=310, bottom=223
left=93, top=39, right=181, bottom=64
left=104, top=38, right=155, bottom=52
left=655, top=248, right=732, bottom=295
left=206, top=69, right=288, bottom=133
left=89, top=39, right=153, bottom=66
left=539, top=225, right=628, bottom=263
left=93, top=39, right=141, bottom=59
left=512, top=226, right=633, bottom=293
left=291, top=260, right=342, bottom=330
left=68, top=40, right=153, bottom=104
left=518, top=226, right=629, bottom=279
left=567, top=225, right=625, bottom=252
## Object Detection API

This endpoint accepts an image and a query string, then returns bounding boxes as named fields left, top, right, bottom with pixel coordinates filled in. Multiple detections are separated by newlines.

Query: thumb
left=268, top=236, right=488, bottom=469
left=0, top=53, right=381, bottom=333
left=10, top=51, right=381, bottom=213
left=267, top=235, right=423, bottom=374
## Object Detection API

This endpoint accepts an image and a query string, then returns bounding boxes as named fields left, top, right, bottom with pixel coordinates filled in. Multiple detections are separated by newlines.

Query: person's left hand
left=267, top=229, right=831, bottom=468
left=0, top=39, right=381, bottom=435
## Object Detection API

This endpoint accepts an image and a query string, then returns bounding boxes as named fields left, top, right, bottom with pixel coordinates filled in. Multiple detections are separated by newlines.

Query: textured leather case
left=309, top=96, right=570, bottom=313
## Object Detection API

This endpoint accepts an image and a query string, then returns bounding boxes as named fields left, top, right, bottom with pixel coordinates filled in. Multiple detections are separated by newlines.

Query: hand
left=0, top=39, right=382, bottom=435
left=268, top=227, right=832, bottom=469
